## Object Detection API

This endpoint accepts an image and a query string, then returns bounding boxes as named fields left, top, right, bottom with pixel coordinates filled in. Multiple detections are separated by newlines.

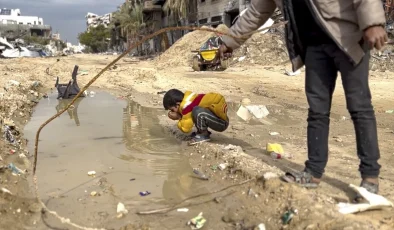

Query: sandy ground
left=1, top=53, right=394, bottom=230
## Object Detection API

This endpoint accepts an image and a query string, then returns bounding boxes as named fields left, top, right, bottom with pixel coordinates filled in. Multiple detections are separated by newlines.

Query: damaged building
left=0, top=8, right=51, bottom=40
left=197, top=0, right=250, bottom=28
left=85, top=12, right=112, bottom=31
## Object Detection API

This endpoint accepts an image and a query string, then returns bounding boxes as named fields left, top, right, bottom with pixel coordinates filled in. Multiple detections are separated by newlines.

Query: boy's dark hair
left=163, top=89, right=184, bottom=110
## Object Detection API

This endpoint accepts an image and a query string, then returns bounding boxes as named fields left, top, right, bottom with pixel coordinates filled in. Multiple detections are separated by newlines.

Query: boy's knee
left=192, top=106, right=204, bottom=115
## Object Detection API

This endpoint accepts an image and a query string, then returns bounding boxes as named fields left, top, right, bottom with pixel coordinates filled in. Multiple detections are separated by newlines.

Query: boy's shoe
left=190, top=131, right=212, bottom=138
left=188, top=134, right=211, bottom=146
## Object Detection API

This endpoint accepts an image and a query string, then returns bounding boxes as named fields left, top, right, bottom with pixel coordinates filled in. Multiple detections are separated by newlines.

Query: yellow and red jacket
left=177, top=90, right=228, bottom=133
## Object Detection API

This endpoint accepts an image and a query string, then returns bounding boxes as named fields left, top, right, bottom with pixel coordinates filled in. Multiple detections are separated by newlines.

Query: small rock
left=232, top=125, right=245, bottom=131
left=28, top=203, right=42, bottom=213
left=117, top=202, right=128, bottom=215
left=90, top=191, right=98, bottom=196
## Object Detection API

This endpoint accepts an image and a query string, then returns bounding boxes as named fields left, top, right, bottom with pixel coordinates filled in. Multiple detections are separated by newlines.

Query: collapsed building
left=85, top=12, right=112, bottom=31
left=0, top=8, right=52, bottom=40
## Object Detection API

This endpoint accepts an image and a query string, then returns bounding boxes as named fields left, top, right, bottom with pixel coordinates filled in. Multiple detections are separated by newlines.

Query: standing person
left=219, top=0, right=388, bottom=198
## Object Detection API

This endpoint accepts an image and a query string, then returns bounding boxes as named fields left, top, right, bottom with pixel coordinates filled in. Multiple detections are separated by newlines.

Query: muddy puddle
left=23, top=91, right=208, bottom=229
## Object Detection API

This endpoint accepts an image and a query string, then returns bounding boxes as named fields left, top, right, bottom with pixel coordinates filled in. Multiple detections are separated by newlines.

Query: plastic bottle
left=271, top=152, right=282, bottom=159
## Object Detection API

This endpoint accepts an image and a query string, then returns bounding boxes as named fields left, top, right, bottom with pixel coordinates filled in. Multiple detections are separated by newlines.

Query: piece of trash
left=269, top=132, right=280, bottom=136
left=8, top=80, right=21, bottom=86
left=210, top=165, right=218, bottom=170
left=282, top=208, right=298, bottom=225
left=187, top=212, right=206, bottom=229
left=285, top=69, right=301, bottom=76
left=117, top=202, right=128, bottom=218
left=89, top=91, right=96, bottom=97
left=385, top=110, right=394, bottom=114
left=130, top=178, right=136, bottom=181
left=263, top=172, right=279, bottom=180
left=266, top=143, right=284, bottom=154
left=87, top=171, right=96, bottom=176
left=90, top=191, right=98, bottom=196
left=9, top=149, right=16, bottom=154
left=238, top=56, right=246, bottom=62
left=139, top=191, right=151, bottom=196
left=255, top=223, right=266, bottom=230
left=157, top=91, right=166, bottom=94
left=237, top=105, right=270, bottom=121
left=248, top=188, right=258, bottom=198
left=193, top=169, right=209, bottom=180
left=337, top=184, right=393, bottom=214
left=218, top=163, right=228, bottom=170
left=4, top=125, right=16, bottom=144
left=1, top=187, right=12, bottom=195
left=177, top=208, right=189, bottom=212
left=270, top=152, right=282, bottom=159
left=8, top=163, right=25, bottom=175
left=16, top=208, right=21, bottom=213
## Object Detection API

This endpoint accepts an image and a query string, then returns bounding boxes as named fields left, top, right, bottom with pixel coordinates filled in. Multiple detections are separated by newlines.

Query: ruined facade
left=85, top=12, right=112, bottom=31
left=197, top=0, right=250, bottom=27
left=0, top=8, right=51, bottom=40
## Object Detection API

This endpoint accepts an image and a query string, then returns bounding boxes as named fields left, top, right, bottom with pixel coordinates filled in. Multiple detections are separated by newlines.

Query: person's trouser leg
left=191, top=106, right=229, bottom=132
left=304, top=45, right=338, bottom=179
left=330, top=45, right=381, bottom=179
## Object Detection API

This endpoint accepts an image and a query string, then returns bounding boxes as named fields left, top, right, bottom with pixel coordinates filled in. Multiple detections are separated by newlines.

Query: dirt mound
left=231, top=32, right=289, bottom=66
left=155, top=24, right=229, bottom=68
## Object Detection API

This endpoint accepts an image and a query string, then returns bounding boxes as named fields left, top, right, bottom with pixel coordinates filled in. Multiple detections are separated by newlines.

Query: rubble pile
left=370, top=45, right=394, bottom=72
left=231, top=33, right=289, bottom=66
left=155, top=24, right=229, bottom=68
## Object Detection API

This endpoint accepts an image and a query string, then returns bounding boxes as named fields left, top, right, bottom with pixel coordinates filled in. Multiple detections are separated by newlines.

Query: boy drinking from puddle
left=163, top=89, right=229, bottom=145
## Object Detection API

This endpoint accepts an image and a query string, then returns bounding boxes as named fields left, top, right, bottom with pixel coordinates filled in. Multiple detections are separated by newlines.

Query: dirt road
left=0, top=54, right=394, bottom=229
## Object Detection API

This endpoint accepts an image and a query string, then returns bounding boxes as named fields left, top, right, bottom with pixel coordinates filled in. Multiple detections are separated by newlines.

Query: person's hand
left=218, top=44, right=233, bottom=60
left=364, top=26, right=388, bottom=50
left=168, top=111, right=182, bottom=120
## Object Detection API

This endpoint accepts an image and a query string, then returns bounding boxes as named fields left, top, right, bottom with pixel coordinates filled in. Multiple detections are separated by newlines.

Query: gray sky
left=0, top=0, right=124, bottom=44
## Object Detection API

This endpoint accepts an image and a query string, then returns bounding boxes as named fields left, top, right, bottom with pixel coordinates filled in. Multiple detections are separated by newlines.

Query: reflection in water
left=55, top=97, right=84, bottom=126
left=121, top=100, right=195, bottom=201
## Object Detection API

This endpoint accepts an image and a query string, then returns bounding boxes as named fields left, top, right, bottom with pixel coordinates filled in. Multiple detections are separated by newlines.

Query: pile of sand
left=155, top=24, right=229, bottom=68
left=231, top=32, right=289, bottom=66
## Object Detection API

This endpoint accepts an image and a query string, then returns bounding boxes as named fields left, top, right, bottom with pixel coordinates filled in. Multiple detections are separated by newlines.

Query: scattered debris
left=130, top=178, right=136, bottom=181
left=218, top=163, right=228, bottom=170
left=187, top=212, right=206, bottom=230
left=282, top=208, right=298, bottom=225
left=237, top=104, right=269, bottom=121
left=269, top=131, right=280, bottom=136
left=177, top=208, right=189, bottom=212
left=4, top=125, right=16, bottom=144
left=263, top=172, right=279, bottom=180
left=238, top=56, right=246, bottom=62
left=337, top=184, right=393, bottom=214
left=0, top=187, right=12, bottom=195
left=87, top=171, right=96, bottom=176
left=8, top=163, right=26, bottom=175
left=117, top=202, right=128, bottom=218
left=266, top=143, right=284, bottom=154
left=255, top=223, right=266, bottom=230
left=157, top=91, right=166, bottom=94
left=248, top=188, right=258, bottom=198
left=139, top=191, right=151, bottom=196
left=193, top=169, right=209, bottom=180
left=385, top=110, right=394, bottom=114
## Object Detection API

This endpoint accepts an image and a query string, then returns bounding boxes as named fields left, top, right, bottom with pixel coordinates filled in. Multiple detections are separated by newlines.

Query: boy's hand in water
left=168, top=111, right=182, bottom=120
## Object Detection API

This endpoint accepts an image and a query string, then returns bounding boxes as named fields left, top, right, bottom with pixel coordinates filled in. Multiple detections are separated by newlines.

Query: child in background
left=163, top=89, right=229, bottom=145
